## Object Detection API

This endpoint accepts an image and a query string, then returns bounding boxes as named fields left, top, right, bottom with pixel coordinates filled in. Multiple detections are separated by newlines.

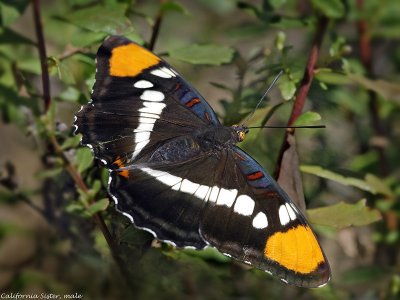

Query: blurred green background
left=0, top=0, right=399, bottom=299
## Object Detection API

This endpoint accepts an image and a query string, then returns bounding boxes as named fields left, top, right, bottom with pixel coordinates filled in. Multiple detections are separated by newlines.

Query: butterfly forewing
left=74, top=36, right=220, bottom=168
left=74, top=35, right=330, bottom=288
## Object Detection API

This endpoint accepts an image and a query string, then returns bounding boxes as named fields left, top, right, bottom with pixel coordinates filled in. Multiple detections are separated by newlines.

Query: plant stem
left=356, top=0, right=389, bottom=176
left=148, top=0, right=166, bottom=51
left=32, top=0, right=51, bottom=113
left=356, top=0, right=397, bottom=265
left=274, top=16, right=328, bottom=177
left=31, top=0, right=127, bottom=277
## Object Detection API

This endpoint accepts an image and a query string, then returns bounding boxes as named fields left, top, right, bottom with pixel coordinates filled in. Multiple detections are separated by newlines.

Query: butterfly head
left=231, top=125, right=249, bottom=142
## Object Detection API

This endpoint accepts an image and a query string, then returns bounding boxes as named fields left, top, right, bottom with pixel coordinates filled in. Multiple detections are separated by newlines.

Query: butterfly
left=74, top=35, right=330, bottom=288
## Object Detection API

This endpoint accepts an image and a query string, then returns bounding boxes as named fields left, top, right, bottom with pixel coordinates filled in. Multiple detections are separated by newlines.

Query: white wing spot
left=172, top=179, right=183, bottom=191
left=134, top=131, right=150, bottom=143
left=289, top=202, right=299, bottom=213
left=217, top=188, right=238, bottom=207
left=279, top=204, right=290, bottom=226
left=180, top=179, right=200, bottom=194
left=140, top=90, right=165, bottom=102
left=139, top=101, right=166, bottom=115
left=252, top=212, right=268, bottom=229
left=209, top=186, right=220, bottom=203
left=131, top=100, right=165, bottom=159
left=134, top=80, right=154, bottom=88
left=285, top=203, right=297, bottom=221
left=194, top=185, right=210, bottom=200
left=151, top=68, right=172, bottom=78
left=233, top=195, right=254, bottom=216
left=161, top=67, right=176, bottom=77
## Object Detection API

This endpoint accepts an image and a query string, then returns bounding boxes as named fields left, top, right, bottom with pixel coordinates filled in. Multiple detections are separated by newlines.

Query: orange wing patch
left=185, top=98, right=201, bottom=108
left=109, top=43, right=160, bottom=77
left=113, top=158, right=129, bottom=178
left=247, top=171, right=264, bottom=181
left=264, top=225, right=325, bottom=274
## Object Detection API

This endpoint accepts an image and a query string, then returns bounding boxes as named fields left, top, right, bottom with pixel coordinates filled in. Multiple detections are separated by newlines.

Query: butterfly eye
left=238, top=131, right=246, bottom=142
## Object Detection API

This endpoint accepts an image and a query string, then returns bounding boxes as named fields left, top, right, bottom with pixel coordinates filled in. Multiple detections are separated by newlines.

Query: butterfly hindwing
left=108, top=138, right=329, bottom=287
left=199, top=147, right=330, bottom=287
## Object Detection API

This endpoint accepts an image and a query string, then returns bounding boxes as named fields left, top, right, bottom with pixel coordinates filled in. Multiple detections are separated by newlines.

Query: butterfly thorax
left=149, top=125, right=247, bottom=164
left=195, top=125, right=248, bottom=150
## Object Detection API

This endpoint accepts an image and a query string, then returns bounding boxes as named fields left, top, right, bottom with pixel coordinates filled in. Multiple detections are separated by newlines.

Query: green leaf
left=293, top=111, right=321, bottom=126
left=168, top=44, right=235, bottom=66
left=0, top=1, right=28, bottom=26
left=311, top=0, right=345, bottom=19
left=365, top=174, right=393, bottom=197
left=274, top=31, right=286, bottom=51
left=0, top=27, right=35, bottom=45
left=75, top=147, right=93, bottom=173
left=86, top=198, right=109, bottom=216
left=300, top=165, right=378, bottom=194
left=65, top=202, right=85, bottom=214
left=181, top=247, right=231, bottom=264
left=307, top=200, right=381, bottom=229
left=347, top=73, right=400, bottom=104
left=61, top=135, right=82, bottom=150
left=160, top=1, right=188, bottom=15
left=58, top=86, right=82, bottom=103
left=315, top=69, right=350, bottom=85
left=278, top=80, right=296, bottom=100
left=36, top=167, right=63, bottom=179
left=60, top=4, right=134, bottom=35
left=269, top=0, right=287, bottom=8
left=349, top=151, right=379, bottom=171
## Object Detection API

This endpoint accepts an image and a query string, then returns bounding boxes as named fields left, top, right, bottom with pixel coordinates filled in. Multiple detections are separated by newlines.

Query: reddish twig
left=274, top=16, right=328, bottom=177
left=31, top=0, right=128, bottom=275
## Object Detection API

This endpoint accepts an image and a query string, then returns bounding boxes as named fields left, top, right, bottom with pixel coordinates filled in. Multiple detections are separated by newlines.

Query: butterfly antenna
left=248, top=125, right=326, bottom=129
left=241, top=70, right=283, bottom=126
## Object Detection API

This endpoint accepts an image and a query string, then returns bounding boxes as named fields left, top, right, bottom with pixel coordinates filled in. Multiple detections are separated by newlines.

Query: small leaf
left=61, top=135, right=81, bottom=150
left=348, top=74, right=400, bottom=104
left=0, top=2, right=25, bottom=26
left=307, top=200, right=381, bottom=229
left=293, top=112, right=321, bottom=126
left=58, top=86, right=81, bottom=103
left=315, top=69, right=350, bottom=85
left=60, top=4, right=134, bottom=35
left=311, top=0, right=345, bottom=19
left=76, top=147, right=93, bottom=173
left=86, top=198, right=109, bottom=216
left=160, top=1, right=188, bottom=15
left=365, top=174, right=393, bottom=197
left=274, top=31, right=286, bottom=51
left=278, top=80, right=296, bottom=100
left=65, top=202, right=85, bottom=213
left=119, top=226, right=153, bottom=245
left=36, top=167, right=63, bottom=179
left=181, top=247, right=231, bottom=264
left=169, top=44, right=235, bottom=66
left=300, top=165, right=377, bottom=193
left=0, top=27, right=35, bottom=45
